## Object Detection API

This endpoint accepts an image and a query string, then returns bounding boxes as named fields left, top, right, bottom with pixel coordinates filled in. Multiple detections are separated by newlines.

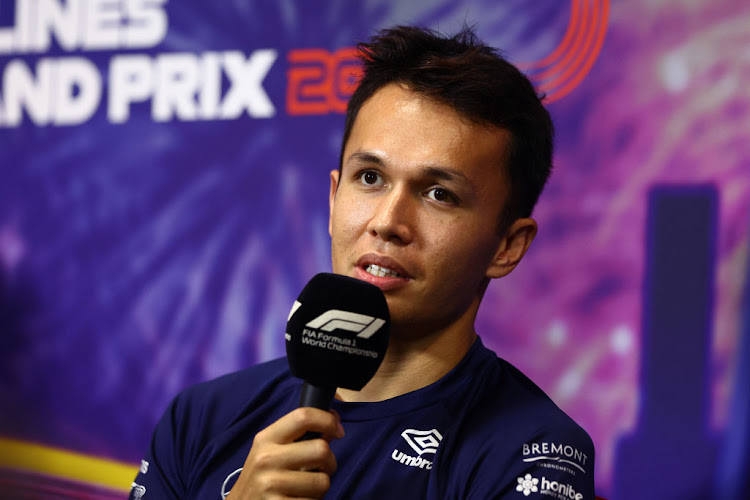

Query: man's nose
left=367, top=185, right=414, bottom=245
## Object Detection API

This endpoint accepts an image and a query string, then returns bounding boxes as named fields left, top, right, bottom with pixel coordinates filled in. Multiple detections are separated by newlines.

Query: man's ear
left=328, top=169, right=340, bottom=237
left=485, top=218, right=538, bottom=279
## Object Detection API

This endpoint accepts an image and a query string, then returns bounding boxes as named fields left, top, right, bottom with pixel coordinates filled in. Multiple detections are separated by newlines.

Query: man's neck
left=336, top=324, right=477, bottom=403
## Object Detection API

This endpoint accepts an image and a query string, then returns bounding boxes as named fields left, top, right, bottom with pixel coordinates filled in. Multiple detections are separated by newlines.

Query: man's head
left=329, top=25, right=550, bottom=336
left=340, top=25, right=553, bottom=233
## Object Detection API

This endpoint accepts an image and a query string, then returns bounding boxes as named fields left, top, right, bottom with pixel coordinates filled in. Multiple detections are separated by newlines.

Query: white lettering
left=541, top=477, right=583, bottom=500
left=220, top=50, right=276, bottom=119
left=391, top=449, right=432, bottom=470
left=108, top=54, right=153, bottom=123
left=107, top=50, right=276, bottom=124
left=130, top=482, right=146, bottom=500
left=84, top=0, right=122, bottom=50
left=0, top=0, right=168, bottom=54
left=522, top=442, right=588, bottom=467
left=52, top=57, right=101, bottom=125
left=300, top=336, right=326, bottom=348
left=0, top=57, right=97, bottom=126
left=32, top=0, right=82, bottom=51
left=0, top=17, right=13, bottom=52
left=4, top=0, right=34, bottom=52
left=123, top=0, right=168, bottom=48
left=198, top=51, right=221, bottom=119
left=318, top=333, right=352, bottom=345
left=1, top=58, right=52, bottom=125
left=153, top=52, right=199, bottom=121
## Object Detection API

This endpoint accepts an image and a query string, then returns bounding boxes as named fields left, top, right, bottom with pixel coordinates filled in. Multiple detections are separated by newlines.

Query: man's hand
left=226, top=407, right=344, bottom=499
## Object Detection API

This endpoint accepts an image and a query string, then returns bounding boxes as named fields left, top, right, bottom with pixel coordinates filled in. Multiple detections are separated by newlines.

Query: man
left=130, top=26, right=595, bottom=499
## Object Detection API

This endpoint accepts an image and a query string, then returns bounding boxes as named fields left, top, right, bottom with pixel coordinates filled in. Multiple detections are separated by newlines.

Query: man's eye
left=426, top=187, right=457, bottom=204
left=359, top=171, right=382, bottom=186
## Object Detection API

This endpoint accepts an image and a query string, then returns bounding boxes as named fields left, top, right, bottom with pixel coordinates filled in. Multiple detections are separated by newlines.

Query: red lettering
left=286, top=47, right=362, bottom=115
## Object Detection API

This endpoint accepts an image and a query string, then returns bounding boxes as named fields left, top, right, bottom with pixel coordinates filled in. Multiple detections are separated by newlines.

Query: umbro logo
left=391, top=428, right=443, bottom=470
left=401, top=428, right=443, bottom=455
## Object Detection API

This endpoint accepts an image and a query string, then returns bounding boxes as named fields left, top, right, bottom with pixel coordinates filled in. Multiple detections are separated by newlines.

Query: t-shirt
left=129, top=337, right=595, bottom=499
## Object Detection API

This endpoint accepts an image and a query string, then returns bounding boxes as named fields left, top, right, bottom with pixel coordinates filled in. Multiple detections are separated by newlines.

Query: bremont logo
left=522, top=441, right=589, bottom=474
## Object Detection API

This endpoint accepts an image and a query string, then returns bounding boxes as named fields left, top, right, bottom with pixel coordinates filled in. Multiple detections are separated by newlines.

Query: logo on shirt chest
left=516, top=474, right=584, bottom=500
left=390, top=428, right=443, bottom=470
left=521, top=441, right=589, bottom=475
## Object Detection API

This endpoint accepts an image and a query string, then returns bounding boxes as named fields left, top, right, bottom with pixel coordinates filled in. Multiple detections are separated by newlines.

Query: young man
left=130, top=26, right=595, bottom=499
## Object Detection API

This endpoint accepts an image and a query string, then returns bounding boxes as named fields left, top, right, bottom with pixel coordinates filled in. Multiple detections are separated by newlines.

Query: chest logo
left=401, top=428, right=443, bottom=455
left=391, top=428, right=443, bottom=470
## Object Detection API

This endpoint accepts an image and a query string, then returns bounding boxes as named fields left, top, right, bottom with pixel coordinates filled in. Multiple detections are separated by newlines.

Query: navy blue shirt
left=130, top=337, right=595, bottom=499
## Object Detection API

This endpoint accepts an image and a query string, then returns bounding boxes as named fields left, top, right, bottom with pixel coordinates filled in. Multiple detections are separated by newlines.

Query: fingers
left=256, top=408, right=344, bottom=445
left=250, top=469, right=332, bottom=499
left=227, top=408, right=344, bottom=499
left=250, top=438, right=338, bottom=476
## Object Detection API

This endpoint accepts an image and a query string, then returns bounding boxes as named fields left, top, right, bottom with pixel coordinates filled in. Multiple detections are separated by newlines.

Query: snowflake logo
left=516, top=473, right=539, bottom=496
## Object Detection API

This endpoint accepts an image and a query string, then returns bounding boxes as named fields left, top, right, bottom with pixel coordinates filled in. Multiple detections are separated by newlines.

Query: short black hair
left=341, top=25, right=554, bottom=232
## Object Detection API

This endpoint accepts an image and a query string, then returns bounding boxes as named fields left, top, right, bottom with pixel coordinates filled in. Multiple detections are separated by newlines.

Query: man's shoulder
left=468, top=355, right=591, bottom=445
left=189, top=356, right=292, bottom=391
left=444, top=345, right=593, bottom=464
left=436, top=351, right=595, bottom=497
left=171, top=357, right=298, bottom=429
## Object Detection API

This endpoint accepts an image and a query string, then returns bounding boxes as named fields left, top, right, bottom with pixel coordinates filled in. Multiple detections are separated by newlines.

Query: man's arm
left=128, top=396, right=187, bottom=500
left=461, top=423, right=595, bottom=500
left=129, top=393, right=344, bottom=500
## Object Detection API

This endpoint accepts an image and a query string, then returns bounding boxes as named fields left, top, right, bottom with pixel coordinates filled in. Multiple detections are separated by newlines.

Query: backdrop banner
left=1, top=1, right=748, bottom=498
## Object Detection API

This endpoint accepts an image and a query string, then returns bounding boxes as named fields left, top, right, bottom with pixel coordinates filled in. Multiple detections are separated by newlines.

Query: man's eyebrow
left=347, top=151, right=470, bottom=179
left=421, top=166, right=471, bottom=185
left=345, top=150, right=475, bottom=189
left=345, top=151, right=385, bottom=166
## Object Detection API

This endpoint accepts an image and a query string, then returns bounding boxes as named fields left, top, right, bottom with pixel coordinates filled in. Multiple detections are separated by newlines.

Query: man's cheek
left=339, top=202, right=372, bottom=233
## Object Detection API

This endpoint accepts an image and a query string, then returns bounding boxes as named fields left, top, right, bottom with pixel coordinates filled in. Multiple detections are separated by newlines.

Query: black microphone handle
left=297, top=382, right=337, bottom=441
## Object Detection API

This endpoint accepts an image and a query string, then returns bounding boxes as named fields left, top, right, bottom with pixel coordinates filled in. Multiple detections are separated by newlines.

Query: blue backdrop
left=1, top=1, right=748, bottom=498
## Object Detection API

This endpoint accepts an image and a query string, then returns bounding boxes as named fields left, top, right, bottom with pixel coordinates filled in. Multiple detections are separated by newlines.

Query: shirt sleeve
left=128, top=394, right=189, bottom=500
left=466, top=421, right=595, bottom=500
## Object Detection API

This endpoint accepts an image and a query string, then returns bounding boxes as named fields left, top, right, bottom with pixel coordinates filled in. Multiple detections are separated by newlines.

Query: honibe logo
left=305, top=308, right=386, bottom=339
left=516, top=474, right=539, bottom=496
left=515, top=474, right=584, bottom=500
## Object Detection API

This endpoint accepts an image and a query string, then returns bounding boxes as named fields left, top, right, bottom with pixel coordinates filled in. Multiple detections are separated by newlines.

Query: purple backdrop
left=1, top=1, right=748, bottom=498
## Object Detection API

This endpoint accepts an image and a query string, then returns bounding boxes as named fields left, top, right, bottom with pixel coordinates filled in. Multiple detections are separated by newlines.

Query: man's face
left=329, top=83, right=514, bottom=335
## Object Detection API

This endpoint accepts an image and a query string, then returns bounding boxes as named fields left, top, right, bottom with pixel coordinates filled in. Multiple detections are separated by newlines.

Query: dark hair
left=340, top=25, right=553, bottom=232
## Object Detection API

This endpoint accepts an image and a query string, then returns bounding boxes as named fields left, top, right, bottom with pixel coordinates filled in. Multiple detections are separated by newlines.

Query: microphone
left=286, top=273, right=390, bottom=415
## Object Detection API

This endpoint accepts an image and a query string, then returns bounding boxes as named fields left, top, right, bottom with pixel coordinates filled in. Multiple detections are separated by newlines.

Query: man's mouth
left=365, top=264, right=404, bottom=278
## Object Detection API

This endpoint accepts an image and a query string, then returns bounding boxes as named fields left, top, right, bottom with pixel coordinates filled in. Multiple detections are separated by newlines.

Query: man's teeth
left=365, top=264, right=402, bottom=278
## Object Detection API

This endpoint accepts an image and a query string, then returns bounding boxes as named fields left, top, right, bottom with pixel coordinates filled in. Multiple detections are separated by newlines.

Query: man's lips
left=355, top=254, right=412, bottom=280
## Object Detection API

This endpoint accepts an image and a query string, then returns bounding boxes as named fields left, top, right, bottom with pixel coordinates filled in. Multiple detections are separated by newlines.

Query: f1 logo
left=286, top=47, right=361, bottom=115
left=306, top=309, right=386, bottom=339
